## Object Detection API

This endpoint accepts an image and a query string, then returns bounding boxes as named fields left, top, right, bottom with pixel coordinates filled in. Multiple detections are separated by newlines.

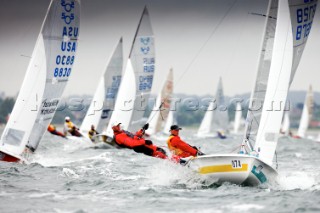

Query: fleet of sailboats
left=0, top=0, right=319, bottom=187
left=96, top=6, right=155, bottom=144
left=0, top=0, right=80, bottom=162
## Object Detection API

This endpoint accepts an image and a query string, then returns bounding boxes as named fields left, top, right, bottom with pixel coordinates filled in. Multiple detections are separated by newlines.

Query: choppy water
left=0, top=129, right=320, bottom=213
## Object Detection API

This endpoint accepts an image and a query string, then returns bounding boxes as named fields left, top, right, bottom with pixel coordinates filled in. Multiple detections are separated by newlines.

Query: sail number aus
left=231, top=160, right=242, bottom=168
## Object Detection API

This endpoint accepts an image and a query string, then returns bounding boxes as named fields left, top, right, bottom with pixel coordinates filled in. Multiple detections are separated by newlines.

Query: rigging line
left=175, top=0, right=238, bottom=86
left=147, top=0, right=238, bottom=125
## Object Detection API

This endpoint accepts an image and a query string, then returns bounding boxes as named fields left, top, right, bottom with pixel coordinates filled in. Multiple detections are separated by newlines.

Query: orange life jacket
left=47, top=124, right=55, bottom=132
left=167, top=135, right=184, bottom=156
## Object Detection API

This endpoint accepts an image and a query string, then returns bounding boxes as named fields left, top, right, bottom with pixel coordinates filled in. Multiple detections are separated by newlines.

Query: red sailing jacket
left=167, top=135, right=197, bottom=157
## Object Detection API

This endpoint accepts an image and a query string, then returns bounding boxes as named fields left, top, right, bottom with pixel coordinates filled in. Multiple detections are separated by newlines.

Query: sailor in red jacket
left=167, top=125, right=204, bottom=158
left=111, top=122, right=167, bottom=159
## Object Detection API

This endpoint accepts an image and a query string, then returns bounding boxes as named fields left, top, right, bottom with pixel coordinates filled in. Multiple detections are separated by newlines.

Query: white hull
left=186, top=154, right=277, bottom=186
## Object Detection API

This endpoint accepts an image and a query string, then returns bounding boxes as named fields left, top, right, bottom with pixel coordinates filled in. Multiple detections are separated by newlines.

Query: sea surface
left=0, top=128, right=319, bottom=213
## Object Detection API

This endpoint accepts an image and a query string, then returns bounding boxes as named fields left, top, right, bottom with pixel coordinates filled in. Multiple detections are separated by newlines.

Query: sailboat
left=0, top=0, right=80, bottom=162
left=295, top=85, right=313, bottom=138
left=146, top=68, right=173, bottom=136
left=79, top=38, right=123, bottom=140
left=197, top=77, right=229, bottom=139
left=99, top=6, right=155, bottom=144
left=185, top=0, right=317, bottom=186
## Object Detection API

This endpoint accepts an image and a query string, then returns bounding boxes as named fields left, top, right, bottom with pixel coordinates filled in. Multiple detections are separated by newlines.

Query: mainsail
left=80, top=38, right=123, bottom=134
left=297, top=85, right=313, bottom=138
left=127, top=7, right=155, bottom=132
left=243, top=0, right=293, bottom=165
left=0, top=0, right=80, bottom=158
left=146, top=68, right=173, bottom=135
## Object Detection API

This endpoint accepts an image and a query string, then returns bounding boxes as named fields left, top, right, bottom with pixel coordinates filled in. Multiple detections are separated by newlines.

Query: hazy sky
left=0, top=0, right=319, bottom=98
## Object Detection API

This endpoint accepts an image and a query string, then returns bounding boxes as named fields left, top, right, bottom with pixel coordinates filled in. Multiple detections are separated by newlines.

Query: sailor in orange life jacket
left=111, top=122, right=167, bottom=159
left=167, top=125, right=205, bottom=157
left=47, top=124, right=66, bottom=138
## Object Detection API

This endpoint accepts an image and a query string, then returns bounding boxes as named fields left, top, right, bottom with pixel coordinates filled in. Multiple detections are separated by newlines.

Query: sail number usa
left=231, top=160, right=242, bottom=168
left=295, top=3, right=317, bottom=40
left=53, top=0, right=78, bottom=78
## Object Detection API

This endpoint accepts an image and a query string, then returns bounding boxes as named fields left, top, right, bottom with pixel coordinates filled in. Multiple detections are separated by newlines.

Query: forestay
left=0, top=0, right=80, bottom=157
left=127, top=7, right=155, bottom=132
left=80, top=38, right=123, bottom=134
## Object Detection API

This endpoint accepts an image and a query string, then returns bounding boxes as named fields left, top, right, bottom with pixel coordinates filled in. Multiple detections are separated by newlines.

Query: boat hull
left=186, top=154, right=277, bottom=186
left=0, top=151, right=21, bottom=163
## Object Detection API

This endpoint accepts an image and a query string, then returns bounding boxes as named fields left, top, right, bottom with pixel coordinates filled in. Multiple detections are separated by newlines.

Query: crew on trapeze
left=47, top=124, right=66, bottom=138
left=88, top=125, right=99, bottom=142
left=111, top=121, right=168, bottom=159
left=64, top=116, right=82, bottom=137
left=167, top=125, right=205, bottom=157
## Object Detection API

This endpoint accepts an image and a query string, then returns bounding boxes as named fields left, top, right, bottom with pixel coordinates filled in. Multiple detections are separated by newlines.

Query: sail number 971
left=231, top=160, right=242, bottom=168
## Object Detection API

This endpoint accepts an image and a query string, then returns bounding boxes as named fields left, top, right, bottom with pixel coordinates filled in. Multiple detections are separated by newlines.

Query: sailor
left=111, top=122, right=167, bottom=159
left=167, top=125, right=205, bottom=157
left=88, top=125, right=99, bottom=142
left=64, top=116, right=82, bottom=137
left=47, top=124, right=65, bottom=138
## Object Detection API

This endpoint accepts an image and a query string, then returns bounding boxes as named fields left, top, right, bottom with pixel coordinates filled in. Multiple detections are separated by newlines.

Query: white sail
left=288, top=0, right=318, bottom=84
left=146, top=93, right=161, bottom=135
left=105, top=59, right=136, bottom=136
left=197, top=101, right=214, bottom=136
left=0, top=0, right=80, bottom=158
left=127, top=7, right=155, bottom=132
left=244, top=0, right=293, bottom=165
left=197, top=77, right=228, bottom=136
left=281, top=111, right=290, bottom=135
left=80, top=38, right=123, bottom=134
left=163, top=110, right=175, bottom=134
left=212, top=78, right=229, bottom=132
left=146, top=68, right=173, bottom=135
left=297, top=85, right=313, bottom=138
left=233, top=102, right=242, bottom=134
